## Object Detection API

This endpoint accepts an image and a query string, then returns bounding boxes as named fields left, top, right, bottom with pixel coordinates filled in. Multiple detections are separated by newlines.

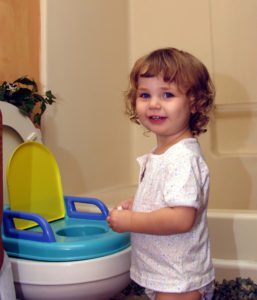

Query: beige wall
left=206, top=0, right=257, bottom=209
left=42, top=0, right=132, bottom=196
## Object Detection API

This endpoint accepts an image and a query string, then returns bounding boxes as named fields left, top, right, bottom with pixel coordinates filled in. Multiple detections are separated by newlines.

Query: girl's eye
left=163, top=92, right=174, bottom=99
left=139, top=92, right=150, bottom=99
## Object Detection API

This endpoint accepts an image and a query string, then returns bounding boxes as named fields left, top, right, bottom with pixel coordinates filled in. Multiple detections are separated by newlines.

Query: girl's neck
left=154, top=130, right=193, bottom=155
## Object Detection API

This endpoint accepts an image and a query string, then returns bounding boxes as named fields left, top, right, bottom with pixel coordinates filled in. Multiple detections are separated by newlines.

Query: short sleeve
left=163, top=154, right=206, bottom=209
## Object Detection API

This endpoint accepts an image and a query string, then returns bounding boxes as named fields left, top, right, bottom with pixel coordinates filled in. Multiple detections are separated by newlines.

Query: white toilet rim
left=0, top=101, right=42, bottom=142
left=10, top=247, right=131, bottom=285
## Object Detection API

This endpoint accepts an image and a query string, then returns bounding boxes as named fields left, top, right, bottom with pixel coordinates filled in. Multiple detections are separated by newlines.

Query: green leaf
left=33, top=93, right=44, bottom=102
left=40, top=102, right=46, bottom=112
left=19, top=98, right=35, bottom=114
left=45, top=90, right=56, bottom=104
left=33, top=113, right=41, bottom=126
left=13, top=76, right=38, bottom=91
left=0, top=86, right=5, bottom=100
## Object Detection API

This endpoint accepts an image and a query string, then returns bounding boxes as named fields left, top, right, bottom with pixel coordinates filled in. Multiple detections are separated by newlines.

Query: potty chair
left=2, top=143, right=131, bottom=297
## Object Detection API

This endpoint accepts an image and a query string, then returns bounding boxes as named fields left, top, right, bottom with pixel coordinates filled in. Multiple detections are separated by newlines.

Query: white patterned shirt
left=130, top=138, right=215, bottom=293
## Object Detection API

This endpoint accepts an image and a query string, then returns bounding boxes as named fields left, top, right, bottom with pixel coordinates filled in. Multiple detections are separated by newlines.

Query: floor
left=111, top=281, right=148, bottom=300
left=113, top=278, right=257, bottom=300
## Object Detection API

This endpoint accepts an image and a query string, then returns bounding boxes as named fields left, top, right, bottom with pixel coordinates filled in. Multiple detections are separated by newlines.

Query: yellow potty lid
left=7, top=141, right=65, bottom=229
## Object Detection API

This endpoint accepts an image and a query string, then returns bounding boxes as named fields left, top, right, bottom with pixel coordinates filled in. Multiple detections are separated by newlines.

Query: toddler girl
left=108, top=47, right=215, bottom=300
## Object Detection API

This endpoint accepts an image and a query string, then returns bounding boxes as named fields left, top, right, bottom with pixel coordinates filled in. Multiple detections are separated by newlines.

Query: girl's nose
left=149, top=96, right=161, bottom=109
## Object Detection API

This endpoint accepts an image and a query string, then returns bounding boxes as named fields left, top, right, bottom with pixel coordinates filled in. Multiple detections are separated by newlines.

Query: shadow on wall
left=207, top=74, right=254, bottom=209
left=41, top=112, right=87, bottom=196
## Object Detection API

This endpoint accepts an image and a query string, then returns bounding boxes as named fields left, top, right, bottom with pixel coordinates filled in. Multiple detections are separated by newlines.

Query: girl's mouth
left=148, top=115, right=167, bottom=123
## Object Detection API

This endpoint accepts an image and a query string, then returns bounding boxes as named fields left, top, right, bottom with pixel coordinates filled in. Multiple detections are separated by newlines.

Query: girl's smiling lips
left=148, top=115, right=167, bottom=124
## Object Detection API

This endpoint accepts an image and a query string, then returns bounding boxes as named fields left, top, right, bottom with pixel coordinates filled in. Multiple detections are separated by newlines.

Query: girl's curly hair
left=125, top=47, right=215, bottom=136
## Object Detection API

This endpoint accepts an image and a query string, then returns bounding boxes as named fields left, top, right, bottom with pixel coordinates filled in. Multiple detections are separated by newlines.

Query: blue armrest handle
left=64, top=196, right=109, bottom=220
left=3, top=209, right=56, bottom=242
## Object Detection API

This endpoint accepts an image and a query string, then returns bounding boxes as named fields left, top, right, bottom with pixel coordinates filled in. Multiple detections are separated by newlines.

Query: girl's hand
left=119, top=197, right=134, bottom=210
left=107, top=209, right=132, bottom=233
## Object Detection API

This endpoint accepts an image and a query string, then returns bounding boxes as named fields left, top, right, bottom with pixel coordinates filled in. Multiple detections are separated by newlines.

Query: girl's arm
left=107, top=206, right=196, bottom=235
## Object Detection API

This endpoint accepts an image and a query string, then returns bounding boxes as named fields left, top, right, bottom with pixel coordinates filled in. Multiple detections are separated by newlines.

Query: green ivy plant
left=0, top=76, right=56, bottom=127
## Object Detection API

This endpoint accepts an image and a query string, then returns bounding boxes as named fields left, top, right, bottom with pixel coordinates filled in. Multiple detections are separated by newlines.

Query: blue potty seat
left=2, top=142, right=130, bottom=262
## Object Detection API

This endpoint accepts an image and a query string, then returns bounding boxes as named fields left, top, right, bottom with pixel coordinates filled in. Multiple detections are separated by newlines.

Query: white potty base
left=15, top=273, right=130, bottom=300
left=11, top=247, right=131, bottom=300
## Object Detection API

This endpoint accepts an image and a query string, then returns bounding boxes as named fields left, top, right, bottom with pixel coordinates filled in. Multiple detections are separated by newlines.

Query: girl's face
left=136, top=75, right=192, bottom=148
